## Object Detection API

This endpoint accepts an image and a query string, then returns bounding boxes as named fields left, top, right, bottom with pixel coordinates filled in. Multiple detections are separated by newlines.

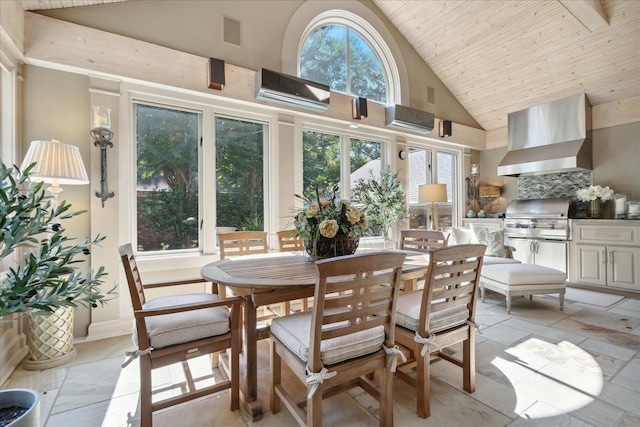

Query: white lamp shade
left=20, top=140, right=89, bottom=185
left=419, top=183, right=447, bottom=203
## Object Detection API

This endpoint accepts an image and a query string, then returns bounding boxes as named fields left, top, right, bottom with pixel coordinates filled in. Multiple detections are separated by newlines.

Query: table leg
left=242, top=295, right=263, bottom=421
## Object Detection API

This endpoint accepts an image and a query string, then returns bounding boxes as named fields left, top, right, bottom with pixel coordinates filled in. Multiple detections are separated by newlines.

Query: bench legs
left=480, top=280, right=566, bottom=314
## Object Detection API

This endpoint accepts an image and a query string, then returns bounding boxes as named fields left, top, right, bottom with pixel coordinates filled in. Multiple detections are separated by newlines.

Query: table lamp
left=20, top=139, right=89, bottom=210
left=419, top=183, right=447, bottom=230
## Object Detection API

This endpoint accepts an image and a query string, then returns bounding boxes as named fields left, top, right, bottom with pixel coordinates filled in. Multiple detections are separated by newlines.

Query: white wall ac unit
left=385, top=104, right=434, bottom=134
left=256, top=68, right=330, bottom=112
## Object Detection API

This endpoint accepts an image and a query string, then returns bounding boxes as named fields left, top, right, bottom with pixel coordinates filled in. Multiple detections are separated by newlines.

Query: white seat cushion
left=395, top=291, right=469, bottom=332
left=481, top=264, right=566, bottom=285
left=270, top=311, right=384, bottom=366
left=133, top=293, right=230, bottom=349
left=483, top=256, right=521, bottom=265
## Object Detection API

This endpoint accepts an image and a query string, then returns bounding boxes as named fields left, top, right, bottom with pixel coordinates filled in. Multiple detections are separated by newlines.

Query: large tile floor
left=3, top=287, right=640, bottom=426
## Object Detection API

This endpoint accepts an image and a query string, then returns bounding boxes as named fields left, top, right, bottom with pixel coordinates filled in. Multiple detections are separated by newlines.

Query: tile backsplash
left=517, top=171, right=592, bottom=199
left=517, top=171, right=593, bottom=217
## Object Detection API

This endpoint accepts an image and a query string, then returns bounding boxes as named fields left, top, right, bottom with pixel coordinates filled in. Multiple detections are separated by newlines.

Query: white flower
left=576, top=185, right=615, bottom=202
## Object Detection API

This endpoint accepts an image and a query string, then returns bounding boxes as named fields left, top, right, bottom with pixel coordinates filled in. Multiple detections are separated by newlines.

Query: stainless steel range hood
left=497, top=93, right=593, bottom=176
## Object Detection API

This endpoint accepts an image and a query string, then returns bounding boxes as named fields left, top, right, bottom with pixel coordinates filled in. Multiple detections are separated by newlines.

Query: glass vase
left=588, top=199, right=603, bottom=219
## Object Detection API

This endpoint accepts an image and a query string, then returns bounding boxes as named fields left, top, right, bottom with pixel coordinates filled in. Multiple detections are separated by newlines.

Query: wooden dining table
left=200, top=250, right=430, bottom=421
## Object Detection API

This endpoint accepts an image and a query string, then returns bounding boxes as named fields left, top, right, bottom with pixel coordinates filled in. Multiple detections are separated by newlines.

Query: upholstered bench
left=480, top=263, right=566, bottom=314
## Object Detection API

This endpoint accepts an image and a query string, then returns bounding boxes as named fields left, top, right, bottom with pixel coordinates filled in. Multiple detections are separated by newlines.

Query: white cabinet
left=506, top=237, right=568, bottom=274
left=571, top=222, right=640, bottom=292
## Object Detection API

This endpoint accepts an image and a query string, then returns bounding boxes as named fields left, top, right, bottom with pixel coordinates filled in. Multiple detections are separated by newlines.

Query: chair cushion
left=483, top=256, right=521, bottom=265
left=270, top=311, right=384, bottom=366
left=471, top=225, right=508, bottom=258
left=133, top=293, right=230, bottom=349
left=395, top=291, right=470, bottom=333
left=481, top=264, right=566, bottom=285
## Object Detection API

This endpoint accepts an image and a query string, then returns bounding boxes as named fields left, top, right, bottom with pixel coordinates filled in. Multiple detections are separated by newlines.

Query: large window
left=135, top=103, right=200, bottom=252
left=300, top=25, right=387, bottom=103
left=215, top=117, right=265, bottom=231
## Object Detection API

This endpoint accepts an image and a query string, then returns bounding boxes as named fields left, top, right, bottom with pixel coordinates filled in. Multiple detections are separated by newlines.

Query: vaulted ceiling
left=21, top=0, right=640, bottom=132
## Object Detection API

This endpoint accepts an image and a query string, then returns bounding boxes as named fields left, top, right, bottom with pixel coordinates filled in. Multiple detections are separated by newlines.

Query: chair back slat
left=400, top=229, right=449, bottom=252
left=418, top=244, right=485, bottom=335
left=119, top=243, right=146, bottom=309
left=307, top=252, right=405, bottom=372
left=218, top=231, right=268, bottom=259
left=277, top=229, right=304, bottom=252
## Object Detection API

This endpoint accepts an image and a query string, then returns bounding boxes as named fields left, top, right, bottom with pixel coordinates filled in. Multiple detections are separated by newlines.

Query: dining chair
left=270, top=251, right=407, bottom=426
left=218, top=230, right=289, bottom=322
left=277, top=229, right=305, bottom=252
left=393, top=244, right=485, bottom=418
left=277, top=229, right=308, bottom=314
left=119, top=243, right=242, bottom=427
left=399, top=229, right=450, bottom=292
left=399, top=229, right=449, bottom=252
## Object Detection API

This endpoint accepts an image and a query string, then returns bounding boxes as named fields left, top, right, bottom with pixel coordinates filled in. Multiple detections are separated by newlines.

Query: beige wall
left=37, top=0, right=480, bottom=129
left=22, top=65, right=93, bottom=336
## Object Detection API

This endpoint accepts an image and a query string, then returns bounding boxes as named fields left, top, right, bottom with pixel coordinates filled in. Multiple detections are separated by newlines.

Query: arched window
left=298, top=10, right=400, bottom=104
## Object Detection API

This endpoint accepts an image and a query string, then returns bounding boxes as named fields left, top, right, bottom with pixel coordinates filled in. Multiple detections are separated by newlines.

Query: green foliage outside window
left=300, top=25, right=387, bottom=103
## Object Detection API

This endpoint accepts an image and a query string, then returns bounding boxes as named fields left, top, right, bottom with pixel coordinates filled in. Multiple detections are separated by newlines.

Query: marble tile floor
left=3, top=289, right=640, bottom=427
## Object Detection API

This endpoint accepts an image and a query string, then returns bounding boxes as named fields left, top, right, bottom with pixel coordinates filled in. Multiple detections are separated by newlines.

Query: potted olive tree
left=1, top=161, right=115, bottom=426
left=352, top=165, right=411, bottom=248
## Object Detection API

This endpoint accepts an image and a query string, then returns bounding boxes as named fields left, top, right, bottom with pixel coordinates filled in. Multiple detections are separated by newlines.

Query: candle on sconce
left=92, top=106, right=111, bottom=130
left=471, top=164, right=478, bottom=175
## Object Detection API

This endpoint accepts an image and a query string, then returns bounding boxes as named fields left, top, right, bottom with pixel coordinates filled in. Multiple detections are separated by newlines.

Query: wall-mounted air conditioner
left=255, top=68, right=330, bottom=112
left=385, top=104, right=434, bottom=134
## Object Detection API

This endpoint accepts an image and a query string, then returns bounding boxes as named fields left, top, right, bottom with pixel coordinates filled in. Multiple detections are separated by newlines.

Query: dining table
left=200, top=249, right=430, bottom=421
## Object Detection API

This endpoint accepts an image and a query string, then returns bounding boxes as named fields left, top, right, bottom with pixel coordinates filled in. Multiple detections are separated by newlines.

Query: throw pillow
left=451, top=227, right=473, bottom=245
left=471, top=226, right=507, bottom=257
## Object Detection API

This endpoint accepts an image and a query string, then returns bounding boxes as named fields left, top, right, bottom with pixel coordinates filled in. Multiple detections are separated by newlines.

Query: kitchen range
left=503, top=198, right=572, bottom=274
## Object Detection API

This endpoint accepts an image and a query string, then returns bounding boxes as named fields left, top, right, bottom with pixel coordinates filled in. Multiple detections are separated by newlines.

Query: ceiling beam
left=558, top=0, right=608, bottom=32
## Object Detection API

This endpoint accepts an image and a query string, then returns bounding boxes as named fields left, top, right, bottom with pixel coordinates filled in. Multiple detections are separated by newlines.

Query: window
left=215, top=117, right=265, bottom=232
left=302, top=130, right=340, bottom=195
left=407, top=147, right=457, bottom=230
left=300, top=25, right=387, bottom=103
left=135, top=103, right=200, bottom=252
left=303, top=129, right=382, bottom=206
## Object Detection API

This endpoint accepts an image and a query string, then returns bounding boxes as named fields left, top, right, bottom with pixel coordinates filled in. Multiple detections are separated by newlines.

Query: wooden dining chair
left=399, top=229, right=449, bottom=252
left=393, top=244, right=485, bottom=418
left=276, top=229, right=308, bottom=313
left=119, top=243, right=242, bottom=427
left=399, top=230, right=450, bottom=292
left=270, top=251, right=406, bottom=426
left=277, top=229, right=305, bottom=252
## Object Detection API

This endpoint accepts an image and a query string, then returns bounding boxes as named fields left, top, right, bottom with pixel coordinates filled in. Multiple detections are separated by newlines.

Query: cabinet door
left=574, top=244, right=606, bottom=286
left=608, top=246, right=640, bottom=290
left=505, top=238, right=534, bottom=264
left=534, top=241, right=568, bottom=274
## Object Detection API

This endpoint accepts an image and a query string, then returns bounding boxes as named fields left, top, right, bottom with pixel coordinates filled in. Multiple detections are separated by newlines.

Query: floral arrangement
left=576, top=185, right=614, bottom=202
left=293, top=184, right=368, bottom=258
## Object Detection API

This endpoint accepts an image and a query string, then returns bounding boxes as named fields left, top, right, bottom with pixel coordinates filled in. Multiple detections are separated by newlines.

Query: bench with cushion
left=480, top=263, right=567, bottom=313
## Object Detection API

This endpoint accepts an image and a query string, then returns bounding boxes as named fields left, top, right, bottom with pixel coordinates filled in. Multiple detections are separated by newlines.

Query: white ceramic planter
left=0, top=389, right=40, bottom=427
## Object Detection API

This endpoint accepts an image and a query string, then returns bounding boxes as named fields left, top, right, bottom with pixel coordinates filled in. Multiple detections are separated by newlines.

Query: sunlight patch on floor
left=493, top=337, right=603, bottom=419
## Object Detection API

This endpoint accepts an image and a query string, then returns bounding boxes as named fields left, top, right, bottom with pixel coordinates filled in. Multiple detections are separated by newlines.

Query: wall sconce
left=418, top=183, right=447, bottom=230
left=91, top=106, right=114, bottom=207
left=208, top=57, right=225, bottom=90
left=439, top=119, right=452, bottom=137
left=352, top=97, right=368, bottom=120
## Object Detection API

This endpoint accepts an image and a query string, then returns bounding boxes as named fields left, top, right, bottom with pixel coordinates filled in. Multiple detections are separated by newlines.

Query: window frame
left=123, top=85, right=275, bottom=258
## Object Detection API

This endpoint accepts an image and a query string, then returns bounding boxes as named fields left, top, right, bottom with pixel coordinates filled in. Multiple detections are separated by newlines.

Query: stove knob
left=531, top=224, right=536, bottom=229
left=549, top=224, right=555, bottom=230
